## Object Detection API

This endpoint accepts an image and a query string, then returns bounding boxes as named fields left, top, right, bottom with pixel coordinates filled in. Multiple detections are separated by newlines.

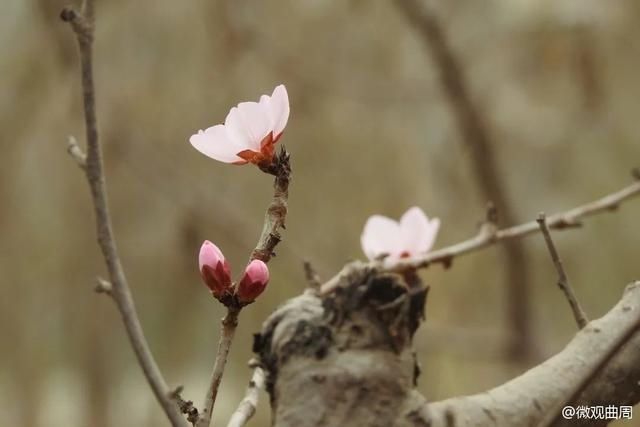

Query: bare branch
left=536, top=213, right=588, bottom=329
left=196, top=308, right=240, bottom=427
left=226, top=362, right=266, bottom=427
left=251, top=148, right=291, bottom=263
left=537, top=288, right=640, bottom=426
left=321, top=178, right=640, bottom=294
left=61, top=2, right=186, bottom=425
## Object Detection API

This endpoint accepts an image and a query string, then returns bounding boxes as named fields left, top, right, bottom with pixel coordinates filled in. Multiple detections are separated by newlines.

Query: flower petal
left=268, top=84, right=290, bottom=136
left=400, top=207, right=439, bottom=255
left=225, top=101, right=271, bottom=151
left=360, top=215, right=402, bottom=261
left=189, top=125, right=245, bottom=163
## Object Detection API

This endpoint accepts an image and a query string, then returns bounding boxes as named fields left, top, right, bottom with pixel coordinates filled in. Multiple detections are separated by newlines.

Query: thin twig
left=537, top=283, right=640, bottom=427
left=395, top=0, right=534, bottom=361
left=251, top=148, right=291, bottom=263
left=321, top=178, right=640, bottom=294
left=226, top=362, right=266, bottom=427
left=303, top=259, right=322, bottom=290
left=61, top=2, right=186, bottom=426
left=196, top=308, right=240, bottom=427
left=536, top=213, right=588, bottom=329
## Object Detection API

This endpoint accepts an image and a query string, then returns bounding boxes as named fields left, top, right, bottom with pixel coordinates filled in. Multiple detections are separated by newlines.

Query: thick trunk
left=253, top=266, right=640, bottom=427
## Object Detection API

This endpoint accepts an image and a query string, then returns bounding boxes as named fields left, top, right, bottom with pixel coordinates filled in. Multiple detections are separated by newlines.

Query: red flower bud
left=236, top=259, right=269, bottom=303
left=199, top=240, right=232, bottom=298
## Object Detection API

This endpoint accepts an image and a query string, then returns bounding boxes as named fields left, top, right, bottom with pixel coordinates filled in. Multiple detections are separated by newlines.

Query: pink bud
left=236, top=259, right=270, bottom=303
left=199, top=240, right=232, bottom=298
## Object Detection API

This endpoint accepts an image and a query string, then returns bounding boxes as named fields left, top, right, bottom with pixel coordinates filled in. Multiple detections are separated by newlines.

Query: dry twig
left=61, top=1, right=186, bottom=425
left=536, top=212, right=588, bottom=329
left=303, top=259, right=322, bottom=290
left=322, top=178, right=640, bottom=294
left=251, top=148, right=291, bottom=262
left=226, top=362, right=266, bottom=427
left=196, top=308, right=240, bottom=427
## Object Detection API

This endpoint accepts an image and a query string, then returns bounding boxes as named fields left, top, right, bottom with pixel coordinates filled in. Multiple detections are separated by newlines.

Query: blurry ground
left=1, top=0, right=639, bottom=425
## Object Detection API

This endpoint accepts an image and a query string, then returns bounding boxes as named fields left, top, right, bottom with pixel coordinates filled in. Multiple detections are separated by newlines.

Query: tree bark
left=254, top=268, right=640, bottom=427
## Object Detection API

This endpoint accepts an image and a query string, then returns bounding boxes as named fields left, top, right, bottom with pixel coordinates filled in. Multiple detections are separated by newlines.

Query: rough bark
left=254, top=269, right=640, bottom=427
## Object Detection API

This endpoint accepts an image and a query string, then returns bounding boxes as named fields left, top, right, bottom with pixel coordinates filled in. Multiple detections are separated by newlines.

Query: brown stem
left=196, top=308, right=240, bottom=427
left=61, top=2, right=186, bottom=425
left=251, top=148, right=291, bottom=263
left=536, top=213, right=588, bottom=329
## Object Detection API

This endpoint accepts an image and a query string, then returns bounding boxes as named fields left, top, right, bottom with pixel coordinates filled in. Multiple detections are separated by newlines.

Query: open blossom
left=360, top=207, right=440, bottom=263
left=189, top=84, right=289, bottom=167
left=236, top=259, right=270, bottom=303
left=199, top=240, right=233, bottom=298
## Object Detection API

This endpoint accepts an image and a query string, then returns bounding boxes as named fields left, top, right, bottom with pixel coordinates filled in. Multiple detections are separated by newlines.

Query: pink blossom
left=199, top=240, right=232, bottom=298
left=236, top=259, right=270, bottom=303
left=190, top=84, right=289, bottom=167
left=360, top=207, right=440, bottom=263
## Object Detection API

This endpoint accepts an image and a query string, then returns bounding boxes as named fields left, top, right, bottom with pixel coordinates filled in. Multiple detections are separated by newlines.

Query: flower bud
left=199, top=240, right=232, bottom=298
left=236, top=259, right=269, bottom=304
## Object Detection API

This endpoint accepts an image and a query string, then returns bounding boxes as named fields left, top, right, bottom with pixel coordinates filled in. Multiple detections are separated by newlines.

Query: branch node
left=94, top=276, right=113, bottom=295
left=59, top=6, right=77, bottom=22
left=66, top=136, right=87, bottom=169
left=170, top=386, right=200, bottom=425
left=60, top=4, right=93, bottom=42
left=485, top=201, right=498, bottom=224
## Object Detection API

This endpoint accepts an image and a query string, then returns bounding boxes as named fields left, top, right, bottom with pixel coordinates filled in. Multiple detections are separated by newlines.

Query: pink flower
left=236, top=259, right=270, bottom=303
left=190, top=84, right=290, bottom=167
left=199, top=240, right=232, bottom=298
left=360, top=207, right=440, bottom=263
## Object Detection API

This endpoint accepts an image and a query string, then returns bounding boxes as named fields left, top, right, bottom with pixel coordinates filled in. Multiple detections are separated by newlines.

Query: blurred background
left=2, top=0, right=640, bottom=425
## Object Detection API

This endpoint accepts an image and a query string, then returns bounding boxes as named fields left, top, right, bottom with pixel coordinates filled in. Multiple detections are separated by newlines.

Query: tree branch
left=394, top=0, right=534, bottom=360
left=226, top=363, right=266, bottom=427
left=252, top=148, right=291, bottom=263
left=537, top=287, right=640, bottom=426
left=427, top=281, right=640, bottom=427
left=61, top=2, right=186, bottom=425
left=321, top=177, right=640, bottom=294
left=536, top=212, right=588, bottom=329
left=196, top=308, right=240, bottom=427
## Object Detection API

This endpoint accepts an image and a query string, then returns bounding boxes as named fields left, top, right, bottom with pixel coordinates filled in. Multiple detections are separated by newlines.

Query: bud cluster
left=198, top=240, right=269, bottom=306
